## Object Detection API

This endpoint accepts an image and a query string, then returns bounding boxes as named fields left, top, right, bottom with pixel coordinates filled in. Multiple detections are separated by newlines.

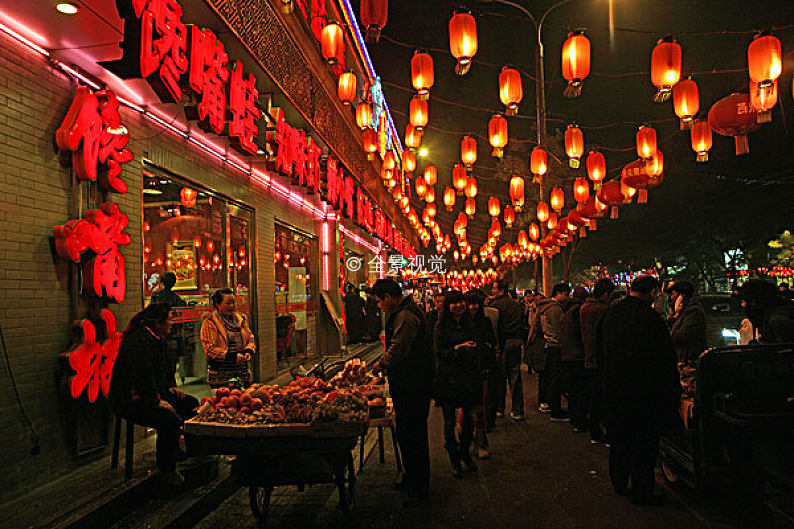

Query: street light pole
left=490, top=0, right=572, bottom=295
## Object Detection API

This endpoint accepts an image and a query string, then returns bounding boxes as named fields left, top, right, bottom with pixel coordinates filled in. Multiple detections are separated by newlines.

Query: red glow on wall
left=68, top=308, right=123, bottom=402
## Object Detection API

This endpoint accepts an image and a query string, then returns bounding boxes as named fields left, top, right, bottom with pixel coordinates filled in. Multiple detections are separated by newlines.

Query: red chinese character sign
left=67, top=309, right=123, bottom=402
left=56, top=86, right=134, bottom=193
left=186, top=25, right=229, bottom=135
left=53, top=203, right=132, bottom=304
left=228, top=60, right=261, bottom=155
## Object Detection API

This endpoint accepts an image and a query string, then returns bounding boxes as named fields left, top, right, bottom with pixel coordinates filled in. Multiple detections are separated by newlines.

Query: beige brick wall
left=0, top=30, right=336, bottom=499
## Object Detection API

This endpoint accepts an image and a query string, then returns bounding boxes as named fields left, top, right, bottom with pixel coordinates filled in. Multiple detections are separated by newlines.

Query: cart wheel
left=249, top=486, right=272, bottom=521
left=661, top=460, right=679, bottom=484
left=337, top=453, right=356, bottom=513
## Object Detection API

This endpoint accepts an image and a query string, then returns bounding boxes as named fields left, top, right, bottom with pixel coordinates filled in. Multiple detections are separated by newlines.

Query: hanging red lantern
left=423, top=164, right=437, bottom=186
left=425, top=185, right=435, bottom=203
left=564, top=124, right=584, bottom=168
left=382, top=150, right=396, bottom=174
left=499, top=66, right=522, bottom=115
left=518, top=230, right=528, bottom=249
left=636, top=125, right=657, bottom=159
left=530, top=147, right=548, bottom=178
left=405, top=123, right=422, bottom=150
left=362, top=128, right=379, bottom=160
left=748, top=33, right=782, bottom=88
left=452, top=164, right=468, bottom=194
left=402, top=150, right=416, bottom=173
left=673, top=77, right=699, bottom=129
left=536, top=201, right=550, bottom=223
left=491, top=220, right=502, bottom=238
left=645, top=150, right=664, bottom=181
left=547, top=212, right=558, bottom=231
left=337, top=71, right=356, bottom=105
left=449, top=10, right=478, bottom=76
left=550, top=187, right=565, bottom=212
left=321, top=21, right=344, bottom=65
left=180, top=187, right=197, bottom=208
left=425, top=202, right=437, bottom=218
left=650, top=36, right=681, bottom=102
left=411, top=50, right=434, bottom=99
left=690, top=119, right=712, bottom=162
left=620, top=177, right=637, bottom=204
left=708, top=92, right=761, bottom=155
left=465, top=197, right=476, bottom=218
left=504, top=205, right=515, bottom=228
left=443, top=187, right=456, bottom=211
left=392, top=187, right=403, bottom=202
left=461, top=135, right=477, bottom=167
left=409, top=95, right=428, bottom=130
left=465, top=177, right=478, bottom=199
left=750, top=79, right=778, bottom=123
left=360, top=0, right=388, bottom=43
left=573, top=178, right=589, bottom=203
left=356, top=100, right=373, bottom=129
left=596, top=179, right=625, bottom=219
left=529, top=222, right=540, bottom=240
left=561, top=31, right=591, bottom=98
left=488, top=115, right=508, bottom=158
left=586, top=151, right=606, bottom=184
left=488, top=197, right=501, bottom=219
left=509, top=175, right=524, bottom=211
left=193, top=236, right=201, bottom=248
left=622, top=156, right=662, bottom=205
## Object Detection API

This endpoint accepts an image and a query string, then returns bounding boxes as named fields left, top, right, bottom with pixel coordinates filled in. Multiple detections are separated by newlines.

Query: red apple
left=250, top=398, right=263, bottom=411
left=227, top=396, right=240, bottom=408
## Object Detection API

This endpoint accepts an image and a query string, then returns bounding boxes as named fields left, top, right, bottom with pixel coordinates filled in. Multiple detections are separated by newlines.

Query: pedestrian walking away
left=488, top=279, right=526, bottom=420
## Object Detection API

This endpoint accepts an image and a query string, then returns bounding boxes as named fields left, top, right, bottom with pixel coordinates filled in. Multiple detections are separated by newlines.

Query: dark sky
left=359, top=0, right=794, bottom=268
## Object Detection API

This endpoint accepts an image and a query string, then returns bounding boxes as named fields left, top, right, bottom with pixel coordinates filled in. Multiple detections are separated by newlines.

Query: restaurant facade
left=0, top=0, right=418, bottom=500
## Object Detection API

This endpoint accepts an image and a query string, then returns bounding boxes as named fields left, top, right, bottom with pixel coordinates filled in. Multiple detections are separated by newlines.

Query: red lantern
left=673, top=77, right=699, bottom=129
left=410, top=95, right=428, bottom=130
left=750, top=80, right=778, bottom=123
left=405, top=123, right=422, bottom=150
left=586, top=151, right=606, bottom=183
left=414, top=176, right=427, bottom=198
left=573, top=178, right=589, bottom=203
left=356, top=101, right=373, bottom=129
left=509, top=175, right=524, bottom=211
left=499, top=66, right=522, bottom=115
left=425, top=203, right=437, bottom=218
left=547, top=212, right=558, bottom=231
left=518, top=230, right=528, bottom=249
left=529, top=222, right=540, bottom=240
left=402, top=150, right=416, bottom=173
left=461, top=135, right=477, bottom=167
left=449, top=10, right=478, bottom=76
left=596, top=179, right=625, bottom=219
left=337, top=71, right=356, bottom=105
left=636, top=125, right=657, bottom=159
left=488, top=115, right=508, bottom=158
left=193, top=236, right=201, bottom=248
left=425, top=185, right=435, bottom=203
left=748, top=33, right=782, bottom=87
left=550, top=187, right=565, bottom=212
left=536, top=201, right=550, bottom=223
left=488, top=197, right=501, bottom=219
left=650, top=36, right=681, bottom=102
left=360, top=0, right=388, bottom=43
left=622, top=155, right=662, bottom=205
left=645, top=150, right=664, bottom=180
left=504, top=205, right=515, bottom=228
left=465, top=197, right=476, bottom=218
left=321, top=21, right=344, bottom=65
left=363, top=128, right=379, bottom=160
left=530, top=147, right=548, bottom=178
left=411, top=50, right=434, bottom=98
left=561, top=31, right=590, bottom=98
left=443, top=187, right=456, bottom=211
left=490, top=220, right=502, bottom=238
left=382, top=150, right=396, bottom=174
left=452, top=164, right=468, bottom=194
left=180, top=187, right=197, bottom=208
left=690, top=119, right=712, bottom=162
left=708, top=92, right=760, bottom=155
left=565, top=124, right=584, bottom=168
left=424, top=164, right=437, bottom=186
left=465, top=177, right=478, bottom=199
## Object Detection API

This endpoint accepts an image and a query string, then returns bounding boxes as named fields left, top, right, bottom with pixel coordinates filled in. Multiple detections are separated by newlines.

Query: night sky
left=359, top=0, right=794, bottom=274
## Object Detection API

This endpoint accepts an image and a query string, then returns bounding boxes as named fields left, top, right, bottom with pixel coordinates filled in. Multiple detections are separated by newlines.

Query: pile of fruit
left=313, top=389, right=369, bottom=423
left=329, top=359, right=384, bottom=388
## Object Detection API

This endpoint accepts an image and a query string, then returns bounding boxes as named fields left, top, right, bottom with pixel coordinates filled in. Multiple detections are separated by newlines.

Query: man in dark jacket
left=599, top=276, right=680, bottom=505
left=425, top=290, right=446, bottom=340
left=488, top=279, right=526, bottom=420
left=531, top=283, right=570, bottom=421
left=739, top=279, right=794, bottom=343
left=580, top=278, right=615, bottom=443
left=373, top=279, right=434, bottom=507
left=561, top=287, right=588, bottom=431
left=343, top=282, right=364, bottom=344
left=668, top=281, right=708, bottom=364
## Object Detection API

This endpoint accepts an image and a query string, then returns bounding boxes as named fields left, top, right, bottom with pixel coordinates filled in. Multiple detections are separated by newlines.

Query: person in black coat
left=109, top=303, right=199, bottom=487
left=598, top=276, right=681, bottom=505
left=343, top=282, right=364, bottom=344
left=434, top=290, right=482, bottom=477
left=363, top=287, right=382, bottom=342
left=465, top=290, right=498, bottom=459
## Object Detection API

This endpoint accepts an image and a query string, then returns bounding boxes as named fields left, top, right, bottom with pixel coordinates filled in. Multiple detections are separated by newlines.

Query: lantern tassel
left=756, top=111, right=772, bottom=124
left=365, top=26, right=382, bottom=43
left=734, top=135, right=750, bottom=156
left=563, top=81, right=583, bottom=99
left=611, top=206, right=619, bottom=219
left=568, top=158, right=580, bottom=169
left=652, top=88, right=672, bottom=103
left=696, top=151, right=709, bottom=163
left=492, top=147, right=504, bottom=158
left=455, top=60, right=472, bottom=76
left=638, top=189, right=648, bottom=204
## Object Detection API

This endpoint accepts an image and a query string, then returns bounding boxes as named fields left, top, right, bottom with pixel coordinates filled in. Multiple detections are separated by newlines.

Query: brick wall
left=0, top=30, right=335, bottom=500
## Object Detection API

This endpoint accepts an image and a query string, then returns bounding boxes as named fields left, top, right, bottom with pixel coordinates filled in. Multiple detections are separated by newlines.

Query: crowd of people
left=372, top=275, right=794, bottom=508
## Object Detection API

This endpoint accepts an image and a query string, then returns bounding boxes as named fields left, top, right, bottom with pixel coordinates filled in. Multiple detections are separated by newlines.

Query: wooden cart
left=184, top=420, right=366, bottom=524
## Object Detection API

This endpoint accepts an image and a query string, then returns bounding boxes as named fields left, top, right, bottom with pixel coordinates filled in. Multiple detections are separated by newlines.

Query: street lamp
left=485, top=0, right=573, bottom=295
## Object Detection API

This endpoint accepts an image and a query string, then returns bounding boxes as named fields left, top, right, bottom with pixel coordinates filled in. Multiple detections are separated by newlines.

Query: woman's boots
left=447, top=447, right=464, bottom=478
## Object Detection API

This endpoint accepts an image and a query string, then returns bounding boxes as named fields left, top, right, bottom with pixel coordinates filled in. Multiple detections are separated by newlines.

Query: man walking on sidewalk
left=599, top=276, right=680, bottom=505
left=532, top=283, right=570, bottom=421
left=373, top=279, right=435, bottom=507
left=580, top=278, right=615, bottom=443
left=488, top=279, right=526, bottom=420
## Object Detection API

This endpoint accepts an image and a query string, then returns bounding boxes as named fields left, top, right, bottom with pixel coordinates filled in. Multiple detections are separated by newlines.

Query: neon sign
left=68, top=309, right=123, bottom=402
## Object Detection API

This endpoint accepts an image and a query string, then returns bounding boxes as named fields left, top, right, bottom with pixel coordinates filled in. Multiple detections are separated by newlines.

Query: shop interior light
left=55, top=2, right=80, bottom=15
left=142, top=177, right=162, bottom=195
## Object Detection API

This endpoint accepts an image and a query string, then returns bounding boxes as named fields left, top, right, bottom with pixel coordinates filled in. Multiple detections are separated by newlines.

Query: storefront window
left=275, top=223, right=317, bottom=369
left=142, top=165, right=255, bottom=386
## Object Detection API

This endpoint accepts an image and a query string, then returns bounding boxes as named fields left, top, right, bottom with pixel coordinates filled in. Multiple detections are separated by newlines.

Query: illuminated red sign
left=228, top=60, right=261, bottom=155
left=56, top=86, right=134, bottom=193
left=68, top=309, right=122, bottom=403
left=53, top=203, right=132, bottom=304
left=326, top=156, right=342, bottom=207
left=186, top=26, right=229, bottom=135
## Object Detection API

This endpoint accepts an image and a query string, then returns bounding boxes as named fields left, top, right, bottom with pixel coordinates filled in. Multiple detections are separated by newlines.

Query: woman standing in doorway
left=200, top=289, right=256, bottom=387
